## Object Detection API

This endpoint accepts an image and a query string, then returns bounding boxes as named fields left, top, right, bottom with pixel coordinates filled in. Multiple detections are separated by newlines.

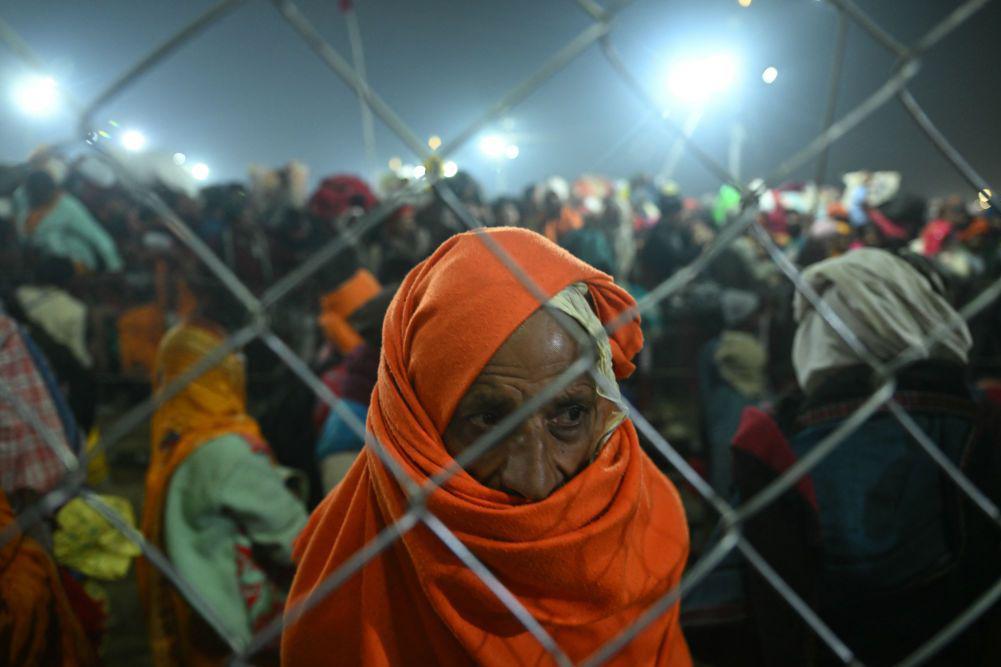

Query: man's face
left=443, top=309, right=613, bottom=501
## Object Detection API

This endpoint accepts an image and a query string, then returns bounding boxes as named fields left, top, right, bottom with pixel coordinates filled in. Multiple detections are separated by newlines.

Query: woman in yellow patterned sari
left=137, top=318, right=307, bottom=666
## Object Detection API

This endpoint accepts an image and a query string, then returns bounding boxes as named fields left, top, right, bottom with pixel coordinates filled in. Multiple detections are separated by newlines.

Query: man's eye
left=470, top=412, right=500, bottom=428
left=552, top=404, right=587, bottom=429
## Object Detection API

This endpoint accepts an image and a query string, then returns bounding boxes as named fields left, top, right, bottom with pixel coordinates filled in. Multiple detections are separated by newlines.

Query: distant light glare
left=413, top=165, right=426, bottom=178
left=738, top=0, right=751, bottom=7
left=479, top=134, right=520, bottom=161
left=388, top=156, right=403, bottom=171
left=428, top=135, right=442, bottom=151
left=172, top=152, right=187, bottom=165
left=762, top=66, right=778, bottom=84
left=121, top=129, right=147, bottom=152
left=666, top=52, right=739, bottom=105
left=443, top=160, right=458, bottom=178
left=478, top=135, right=507, bottom=159
left=190, top=162, right=210, bottom=181
left=12, top=75, right=60, bottom=117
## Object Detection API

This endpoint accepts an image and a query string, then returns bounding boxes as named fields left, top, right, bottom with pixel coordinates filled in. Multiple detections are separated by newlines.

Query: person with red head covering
left=283, top=227, right=691, bottom=666
left=307, top=175, right=378, bottom=225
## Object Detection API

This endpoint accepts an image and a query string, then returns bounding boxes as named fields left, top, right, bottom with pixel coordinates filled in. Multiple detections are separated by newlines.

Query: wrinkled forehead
left=474, top=308, right=587, bottom=382
left=397, top=235, right=589, bottom=433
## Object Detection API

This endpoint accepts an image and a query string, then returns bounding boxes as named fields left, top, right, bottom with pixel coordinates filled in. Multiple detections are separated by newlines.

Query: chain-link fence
left=1, top=0, right=999, bottom=665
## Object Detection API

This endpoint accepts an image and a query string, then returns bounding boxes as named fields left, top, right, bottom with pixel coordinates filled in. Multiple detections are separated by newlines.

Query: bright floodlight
left=479, top=135, right=507, bottom=159
left=428, top=135, right=442, bottom=151
left=762, top=66, right=778, bottom=84
left=443, top=160, right=458, bottom=178
left=172, top=152, right=187, bottom=165
left=504, top=144, right=520, bottom=160
left=190, top=162, right=210, bottom=181
left=12, top=75, right=59, bottom=117
left=121, top=129, right=147, bottom=152
left=666, top=52, right=739, bottom=105
left=413, top=165, right=427, bottom=179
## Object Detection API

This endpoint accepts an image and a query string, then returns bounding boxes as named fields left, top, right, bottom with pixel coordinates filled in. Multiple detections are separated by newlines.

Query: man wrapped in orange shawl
left=283, top=228, right=691, bottom=665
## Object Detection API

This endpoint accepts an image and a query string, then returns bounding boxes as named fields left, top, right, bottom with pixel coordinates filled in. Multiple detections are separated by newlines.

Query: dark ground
left=91, top=399, right=154, bottom=667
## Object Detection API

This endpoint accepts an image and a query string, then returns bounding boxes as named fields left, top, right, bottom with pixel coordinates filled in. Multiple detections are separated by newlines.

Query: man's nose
left=499, top=417, right=558, bottom=502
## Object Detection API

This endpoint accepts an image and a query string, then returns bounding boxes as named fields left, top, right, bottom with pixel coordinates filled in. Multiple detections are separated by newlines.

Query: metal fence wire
left=2, top=0, right=1001, bottom=665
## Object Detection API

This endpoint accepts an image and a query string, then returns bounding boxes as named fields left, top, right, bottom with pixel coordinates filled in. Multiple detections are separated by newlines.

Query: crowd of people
left=1, top=145, right=1000, bottom=666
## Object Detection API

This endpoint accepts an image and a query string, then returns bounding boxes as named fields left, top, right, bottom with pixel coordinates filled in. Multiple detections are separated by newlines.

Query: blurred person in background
left=0, top=310, right=101, bottom=665
left=200, top=183, right=273, bottom=293
left=0, top=488, right=98, bottom=666
left=417, top=172, right=489, bottom=248
left=137, top=282, right=308, bottom=667
left=491, top=196, right=524, bottom=228
left=0, top=310, right=81, bottom=507
left=633, top=190, right=699, bottom=290
left=10, top=255, right=97, bottom=434
left=731, top=248, right=1001, bottom=665
left=558, top=176, right=633, bottom=278
left=534, top=176, right=584, bottom=243
left=13, top=170, right=123, bottom=274
left=15, top=255, right=91, bottom=370
left=697, top=289, right=766, bottom=498
left=969, top=297, right=1001, bottom=407
left=373, top=205, right=432, bottom=284
left=309, top=174, right=379, bottom=226
left=441, top=170, right=491, bottom=225
left=314, top=283, right=397, bottom=492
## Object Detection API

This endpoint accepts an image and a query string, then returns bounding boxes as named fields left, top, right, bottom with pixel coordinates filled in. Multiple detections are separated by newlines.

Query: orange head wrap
left=319, top=268, right=382, bottom=353
left=283, top=228, right=690, bottom=666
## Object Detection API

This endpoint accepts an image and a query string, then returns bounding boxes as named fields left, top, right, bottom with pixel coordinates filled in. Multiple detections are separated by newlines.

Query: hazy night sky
left=1, top=0, right=998, bottom=199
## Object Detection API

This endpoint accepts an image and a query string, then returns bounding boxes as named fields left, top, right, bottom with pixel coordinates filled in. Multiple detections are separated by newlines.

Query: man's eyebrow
left=560, top=378, right=597, bottom=394
left=460, top=389, right=513, bottom=409
left=553, top=384, right=598, bottom=404
left=461, top=374, right=595, bottom=409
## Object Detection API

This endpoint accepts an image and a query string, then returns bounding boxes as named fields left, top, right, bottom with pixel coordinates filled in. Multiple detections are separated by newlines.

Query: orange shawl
left=137, top=322, right=264, bottom=667
left=319, top=268, right=381, bottom=353
left=117, top=303, right=166, bottom=379
left=118, top=267, right=197, bottom=381
left=0, top=490, right=96, bottom=666
left=283, top=228, right=691, bottom=666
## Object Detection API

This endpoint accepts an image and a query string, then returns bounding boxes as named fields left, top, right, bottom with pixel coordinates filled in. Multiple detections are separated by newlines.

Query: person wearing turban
left=731, top=248, right=1001, bottom=664
left=283, top=227, right=691, bottom=666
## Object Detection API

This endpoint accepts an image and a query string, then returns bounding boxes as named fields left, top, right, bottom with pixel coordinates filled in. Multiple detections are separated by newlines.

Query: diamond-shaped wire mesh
left=1, top=0, right=999, bottom=665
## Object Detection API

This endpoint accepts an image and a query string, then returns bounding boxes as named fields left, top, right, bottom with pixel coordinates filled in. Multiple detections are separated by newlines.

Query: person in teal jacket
left=14, top=170, right=123, bottom=273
